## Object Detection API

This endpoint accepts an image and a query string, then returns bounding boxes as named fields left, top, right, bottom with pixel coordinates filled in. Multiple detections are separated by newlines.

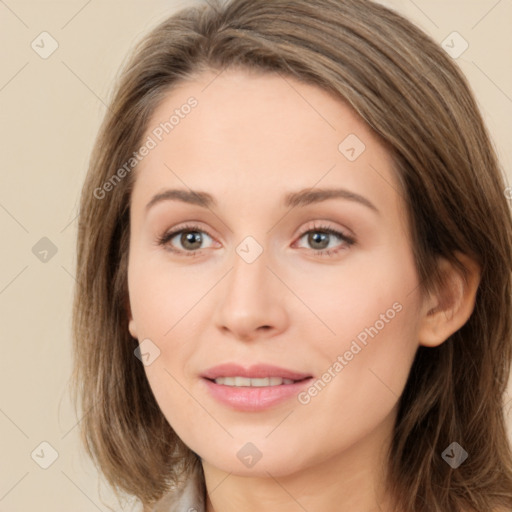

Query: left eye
left=295, top=228, right=351, bottom=252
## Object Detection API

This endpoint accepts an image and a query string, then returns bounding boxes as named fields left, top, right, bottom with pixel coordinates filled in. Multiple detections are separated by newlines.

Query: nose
left=212, top=245, right=289, bottom=342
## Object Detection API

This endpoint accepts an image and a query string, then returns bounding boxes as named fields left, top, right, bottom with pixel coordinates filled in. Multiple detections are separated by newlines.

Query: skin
left=127, top=68, right=481, bottom=512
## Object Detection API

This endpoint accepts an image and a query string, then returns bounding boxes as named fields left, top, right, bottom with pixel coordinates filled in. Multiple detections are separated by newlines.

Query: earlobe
left=128, top=318, right=138, bottom=339
left=418, top=251, right=481, bottom=348
left=125, top=295, right=138, bottom=339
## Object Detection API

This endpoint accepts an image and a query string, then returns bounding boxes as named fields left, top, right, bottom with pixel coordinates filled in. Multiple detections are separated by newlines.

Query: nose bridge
left=228, top=235, right=272, bottom=302
left=213, top=233, right=288, bottom=337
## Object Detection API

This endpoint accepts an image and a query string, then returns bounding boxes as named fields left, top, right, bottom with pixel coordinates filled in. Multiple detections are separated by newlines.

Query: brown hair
left=71, top=0, right=512, bottom=510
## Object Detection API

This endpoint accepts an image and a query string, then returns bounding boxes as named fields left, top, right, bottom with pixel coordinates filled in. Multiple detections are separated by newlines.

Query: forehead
left=131, top=68, right=402, bottom=216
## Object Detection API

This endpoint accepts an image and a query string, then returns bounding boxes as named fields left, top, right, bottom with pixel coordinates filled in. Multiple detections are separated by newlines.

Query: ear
left=125, top=295, right=138, bottom=339
left=418, top=251, right=481, bottom=348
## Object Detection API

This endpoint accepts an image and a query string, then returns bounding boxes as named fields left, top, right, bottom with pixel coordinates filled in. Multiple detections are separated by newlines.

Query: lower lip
left=202, top=377, right=313, bottom=412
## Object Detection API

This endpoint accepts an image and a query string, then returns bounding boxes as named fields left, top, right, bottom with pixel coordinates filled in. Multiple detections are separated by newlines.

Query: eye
left=156, top=223, right=215, bottom=257
left=294, top=222, right=355, bottom=257
left=156, top=221, right=356, bottom=258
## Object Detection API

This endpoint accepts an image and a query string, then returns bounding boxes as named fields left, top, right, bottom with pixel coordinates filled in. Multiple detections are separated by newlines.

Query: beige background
left=0, top=0, right=511, bottom=510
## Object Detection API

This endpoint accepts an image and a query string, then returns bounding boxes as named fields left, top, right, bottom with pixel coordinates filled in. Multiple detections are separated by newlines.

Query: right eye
left=156, top=223, right=217, bottom=257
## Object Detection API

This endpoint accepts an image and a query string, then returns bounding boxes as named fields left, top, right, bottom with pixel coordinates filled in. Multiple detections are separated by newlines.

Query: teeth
left=213, top=376, right=295, bottom=387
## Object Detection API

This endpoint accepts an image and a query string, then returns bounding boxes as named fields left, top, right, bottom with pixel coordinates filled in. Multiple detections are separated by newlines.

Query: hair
left=71, top=0, right=512, bottom=510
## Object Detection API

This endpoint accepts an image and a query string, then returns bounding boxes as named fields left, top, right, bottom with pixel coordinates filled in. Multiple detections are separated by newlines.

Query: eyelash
left=156, top=222, right=356, bottom=258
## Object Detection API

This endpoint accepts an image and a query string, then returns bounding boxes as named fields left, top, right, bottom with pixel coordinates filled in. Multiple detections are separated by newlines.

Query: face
left=127, top=68, right=425, bottom=477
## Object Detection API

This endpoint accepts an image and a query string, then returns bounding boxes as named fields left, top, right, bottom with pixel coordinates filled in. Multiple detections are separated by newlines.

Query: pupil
left=182, top=231, right=202, bottom=249
left=309, top=232, right=328, bottom=249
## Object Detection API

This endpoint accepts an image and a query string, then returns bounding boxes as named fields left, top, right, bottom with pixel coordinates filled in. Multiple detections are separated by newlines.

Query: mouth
left=200, top=362, right=312, bottom=382
left=205, top=376, right=311, bottom=387
left=200, top=363, right=314, bottom=411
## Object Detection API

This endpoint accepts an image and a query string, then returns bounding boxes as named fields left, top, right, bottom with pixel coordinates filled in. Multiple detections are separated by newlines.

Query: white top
left=150, top=464, right=206, bottom=512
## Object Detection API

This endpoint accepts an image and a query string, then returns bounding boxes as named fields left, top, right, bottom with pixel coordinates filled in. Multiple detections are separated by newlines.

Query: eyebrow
left=145, top=189, right=215, bottom=212
left=145, top=187, right=380, bottom=215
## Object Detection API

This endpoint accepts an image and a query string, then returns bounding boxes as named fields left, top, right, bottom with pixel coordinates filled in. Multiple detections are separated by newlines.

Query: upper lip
left=201, top=363, right=312, bottom=381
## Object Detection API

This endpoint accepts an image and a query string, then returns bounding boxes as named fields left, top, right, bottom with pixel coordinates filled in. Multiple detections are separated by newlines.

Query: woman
left=71, top=0, right=512, bottom=510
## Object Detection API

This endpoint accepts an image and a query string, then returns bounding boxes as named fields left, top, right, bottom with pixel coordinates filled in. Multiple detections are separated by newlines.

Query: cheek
left=127, top=251, right=204, bottom=341
left=296, top=243, right=421, bottom=405
left=294, top=298, right=419, bottom=458
left=290, top=242, right=419, bottom=347
left=127, top=256, right=205, bottom=416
